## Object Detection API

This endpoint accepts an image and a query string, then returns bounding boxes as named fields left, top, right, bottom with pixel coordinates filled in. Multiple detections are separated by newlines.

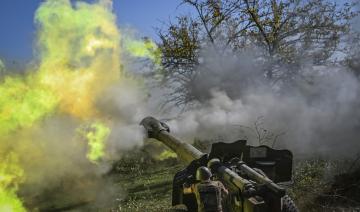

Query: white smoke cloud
left=164, top=49, right=360, bottom=158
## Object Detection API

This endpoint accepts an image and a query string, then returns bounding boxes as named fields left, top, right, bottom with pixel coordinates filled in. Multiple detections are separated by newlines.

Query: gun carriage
left=140, top=117, right=298, bottom=212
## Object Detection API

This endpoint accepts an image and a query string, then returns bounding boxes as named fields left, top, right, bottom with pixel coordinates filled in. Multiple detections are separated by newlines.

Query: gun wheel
left=282, top=195, right=299, bottom=212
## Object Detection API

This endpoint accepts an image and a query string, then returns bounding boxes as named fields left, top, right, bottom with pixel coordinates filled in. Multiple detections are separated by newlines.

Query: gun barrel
left=238, top=163, right=285, bottom=197
left=140, top=117, right=255, bottom=190
left=140, top=116, right=203, bottom=163
left=156, top=130, right=203, bottom=163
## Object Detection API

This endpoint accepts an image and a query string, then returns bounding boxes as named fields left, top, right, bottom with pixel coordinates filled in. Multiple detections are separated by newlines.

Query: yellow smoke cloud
left=0, top=0, right=121, bottom=135
left=0, top=76, right=58, bottom=135
left=0, top=153, right=26, bottom=212
left=78, top=121, right=111, bottom=163
left=35, top=0, right=121, bottom=119
left=124, top=37, right=162, bottom=65
left=0, top=0, right=161, bottom=210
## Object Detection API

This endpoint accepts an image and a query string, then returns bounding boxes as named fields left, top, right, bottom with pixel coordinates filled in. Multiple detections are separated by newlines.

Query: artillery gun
left=140, top=117, right=298, bottom=212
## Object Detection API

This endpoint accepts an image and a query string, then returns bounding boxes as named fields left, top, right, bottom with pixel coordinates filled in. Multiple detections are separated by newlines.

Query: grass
left=110, top=147, right=184, bottom=212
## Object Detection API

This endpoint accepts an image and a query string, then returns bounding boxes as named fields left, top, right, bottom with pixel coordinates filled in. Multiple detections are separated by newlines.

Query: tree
left=346, top=33, right=360, bottom=77
left=346, top=7, right=360, bottom=77
left=158, top=17, right=202, bottom=106
left=158, top=0, right=356, bottom=107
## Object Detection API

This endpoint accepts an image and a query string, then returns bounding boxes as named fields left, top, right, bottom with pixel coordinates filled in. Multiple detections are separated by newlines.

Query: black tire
left=282, top=195, right=299, bottom=212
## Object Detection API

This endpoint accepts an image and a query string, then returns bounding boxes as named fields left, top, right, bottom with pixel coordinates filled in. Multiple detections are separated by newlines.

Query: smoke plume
left=167, top=47, right=360, bottom=157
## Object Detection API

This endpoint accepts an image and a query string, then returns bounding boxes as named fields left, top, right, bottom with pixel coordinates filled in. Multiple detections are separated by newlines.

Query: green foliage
left=288, top=158, right=360, bottom=211
left=288, top=159, right=329, bottom=211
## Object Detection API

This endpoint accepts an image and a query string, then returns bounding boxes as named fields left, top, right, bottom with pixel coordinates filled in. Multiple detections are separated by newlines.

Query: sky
left=0, top=0, right=191, bottom=63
